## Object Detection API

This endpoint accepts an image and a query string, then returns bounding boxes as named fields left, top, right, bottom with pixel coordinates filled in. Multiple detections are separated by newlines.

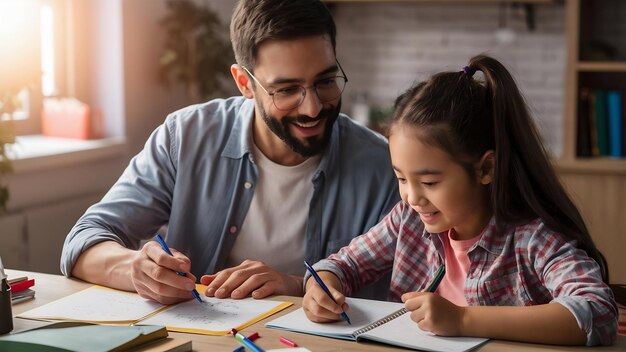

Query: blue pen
left=155, top=234, right=202, bottom=303
left=232, top=328, right=264, bottom=352
left=304, top=260, right=351, bottom=325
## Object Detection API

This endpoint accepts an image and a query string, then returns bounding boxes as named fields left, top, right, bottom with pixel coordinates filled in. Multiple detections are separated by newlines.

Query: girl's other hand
left=402, top=291, right=466, bottom=336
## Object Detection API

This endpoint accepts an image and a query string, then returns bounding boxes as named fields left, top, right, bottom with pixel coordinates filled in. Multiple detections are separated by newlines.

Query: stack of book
left=577, top=88, right=626, bottom=158
left=8, top=276, right=35, bottom=304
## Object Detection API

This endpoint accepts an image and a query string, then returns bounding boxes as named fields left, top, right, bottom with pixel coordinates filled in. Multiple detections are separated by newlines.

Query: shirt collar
left=419, top=214, right=503, bottom=255
left=222, top=98, right=255, bottom=159
left=472, top=216, right=506, bottom=255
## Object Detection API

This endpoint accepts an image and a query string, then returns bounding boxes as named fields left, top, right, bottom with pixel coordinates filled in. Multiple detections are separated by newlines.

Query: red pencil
left=9, top=278, right=34, bottom=293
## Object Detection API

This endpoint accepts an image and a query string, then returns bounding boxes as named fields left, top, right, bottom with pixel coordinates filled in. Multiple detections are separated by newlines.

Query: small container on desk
left=0, top=257, right=13, bottom=335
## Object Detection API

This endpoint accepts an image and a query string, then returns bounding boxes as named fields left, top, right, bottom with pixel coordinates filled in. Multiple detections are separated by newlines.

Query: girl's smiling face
left=389, top=124, right=493, bottom=240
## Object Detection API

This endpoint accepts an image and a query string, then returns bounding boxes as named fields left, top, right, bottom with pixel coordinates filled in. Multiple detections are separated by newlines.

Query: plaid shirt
left=312, top=201, right=618, bottom=346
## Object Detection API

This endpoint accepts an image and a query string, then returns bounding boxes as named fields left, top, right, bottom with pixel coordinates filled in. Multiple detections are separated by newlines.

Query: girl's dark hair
left=391, top=54, right=609, bottom=282
left=230, top=0, right=337, bottom=70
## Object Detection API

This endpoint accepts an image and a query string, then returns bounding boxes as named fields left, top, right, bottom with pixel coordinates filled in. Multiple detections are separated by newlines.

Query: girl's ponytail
left=470, top=55, right=608, bottom=282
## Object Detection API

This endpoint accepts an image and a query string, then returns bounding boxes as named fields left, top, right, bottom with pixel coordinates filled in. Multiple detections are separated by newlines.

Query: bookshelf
left=560, top=0, right=626, bottom=284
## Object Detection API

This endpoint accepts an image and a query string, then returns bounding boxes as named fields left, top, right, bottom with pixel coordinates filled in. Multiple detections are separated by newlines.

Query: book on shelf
left=588, top=90, right=600, bottom=157
left=266, top=297, right=488, bottom=352
left=623, top=92, right=626, bottom=157
left=0, top=322, right=192, bottom=352
left=17, top=285, right=292, bottom=336
left=594, top=90, right=609, bottom=156
left=607, top=90, right=623, bottom=158
left=577, top=87, right=592, bottom=157
left=577, top=88, right=626, bottom=159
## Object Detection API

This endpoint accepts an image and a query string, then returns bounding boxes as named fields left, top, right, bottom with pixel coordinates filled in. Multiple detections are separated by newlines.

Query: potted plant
left=158, top=0, right=234, bottom=103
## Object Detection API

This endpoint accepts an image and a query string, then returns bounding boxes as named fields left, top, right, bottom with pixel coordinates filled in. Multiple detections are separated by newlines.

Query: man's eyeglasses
left=242, top=61, right=348, bottom=111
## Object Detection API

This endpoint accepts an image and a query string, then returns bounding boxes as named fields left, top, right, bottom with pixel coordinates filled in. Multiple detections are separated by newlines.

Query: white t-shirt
left=226, top=144, right=321, bottom=275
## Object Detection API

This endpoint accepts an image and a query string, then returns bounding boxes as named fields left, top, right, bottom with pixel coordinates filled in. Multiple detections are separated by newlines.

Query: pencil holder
left=0, top=282, right=13, bottom=335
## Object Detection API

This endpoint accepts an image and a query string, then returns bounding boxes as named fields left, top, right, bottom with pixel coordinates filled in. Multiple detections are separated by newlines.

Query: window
left=0, top=0, right=67, bottom=135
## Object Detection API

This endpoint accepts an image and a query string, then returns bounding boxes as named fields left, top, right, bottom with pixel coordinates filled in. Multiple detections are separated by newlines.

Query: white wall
left=121, top=0, right=236, bottom=155
left=332, top=2, right=565, bottom=157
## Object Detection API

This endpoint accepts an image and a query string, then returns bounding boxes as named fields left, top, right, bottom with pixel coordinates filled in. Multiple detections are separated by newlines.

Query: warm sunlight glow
left=0, top=0, right=41, bottom=120
left=41, top=4, right=56, bottom=96
left=0, top=0, right=40, bottom=79
left=0, top=1, right=33, bottom=54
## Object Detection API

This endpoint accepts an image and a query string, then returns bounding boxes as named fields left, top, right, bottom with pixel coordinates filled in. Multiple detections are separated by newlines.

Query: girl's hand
left=401, top=291, right=465, bottom=336
left=302, top=272, right=349, bottom=323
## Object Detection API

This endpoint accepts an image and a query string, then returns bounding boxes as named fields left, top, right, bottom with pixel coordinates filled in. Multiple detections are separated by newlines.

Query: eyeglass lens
left=273, top=76, right=347, bottom=111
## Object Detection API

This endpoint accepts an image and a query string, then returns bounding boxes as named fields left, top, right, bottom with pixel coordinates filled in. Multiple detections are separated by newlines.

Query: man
left=61, top=0, right=399, bottom=305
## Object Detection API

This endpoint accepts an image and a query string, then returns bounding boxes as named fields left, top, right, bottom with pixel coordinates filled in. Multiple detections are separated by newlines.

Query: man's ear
left=477, top=150, right=495, bottom=185
left=231, top=64, right=254, bottom=99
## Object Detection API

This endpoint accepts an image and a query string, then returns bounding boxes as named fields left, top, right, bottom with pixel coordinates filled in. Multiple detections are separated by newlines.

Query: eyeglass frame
left=241, top=60, right=349, bottom=111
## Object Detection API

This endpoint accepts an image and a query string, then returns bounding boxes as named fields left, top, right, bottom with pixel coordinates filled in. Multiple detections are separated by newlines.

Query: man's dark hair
left=230, top=0, right=336, bottom=70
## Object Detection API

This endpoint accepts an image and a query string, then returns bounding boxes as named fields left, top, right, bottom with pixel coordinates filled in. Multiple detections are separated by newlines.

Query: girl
left=302, top=55, right=618, bottom=346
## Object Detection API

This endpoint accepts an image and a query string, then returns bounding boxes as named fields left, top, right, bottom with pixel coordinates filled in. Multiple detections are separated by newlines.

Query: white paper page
left=362, top=312, right=488, bottom=352
left=17, top=286, right=164, bottom=322
left=139, top=295, right=286, bottom=332
left=265, top=297, right=403, bottom=339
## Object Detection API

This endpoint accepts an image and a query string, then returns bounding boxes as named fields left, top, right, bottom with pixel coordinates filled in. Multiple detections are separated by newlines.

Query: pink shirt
left=436, top=230, right=482, bottom=306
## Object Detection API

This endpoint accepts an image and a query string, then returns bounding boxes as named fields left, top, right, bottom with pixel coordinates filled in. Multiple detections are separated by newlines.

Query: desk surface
left=7, top=269, right=626, bottom=352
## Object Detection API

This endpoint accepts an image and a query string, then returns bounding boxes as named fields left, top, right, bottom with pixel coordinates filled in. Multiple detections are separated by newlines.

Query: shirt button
left=248, top=154, right=254, bottom=163
left=229, top=226, right=238, bottom=234
left=244, top=182, right=252, bottom=189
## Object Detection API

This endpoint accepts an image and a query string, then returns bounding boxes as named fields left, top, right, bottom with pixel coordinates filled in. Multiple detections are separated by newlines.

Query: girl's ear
left=477, top=150, right=495, bottom=185
left=230, top=64, right=254, bottom=99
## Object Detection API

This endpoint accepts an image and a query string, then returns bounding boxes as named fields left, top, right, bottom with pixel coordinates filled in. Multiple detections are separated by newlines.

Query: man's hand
left=200, top=259, right=303, bottom=299
left=129, top=241, right=197, bottom=305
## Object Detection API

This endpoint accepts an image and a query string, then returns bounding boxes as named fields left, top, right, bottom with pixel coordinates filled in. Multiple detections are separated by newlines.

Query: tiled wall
left=332, top=2, right=565, bottom=157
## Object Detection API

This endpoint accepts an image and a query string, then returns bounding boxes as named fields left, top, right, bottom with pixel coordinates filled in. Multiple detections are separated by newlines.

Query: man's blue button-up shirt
left=61, top=97, right=399, bottom=296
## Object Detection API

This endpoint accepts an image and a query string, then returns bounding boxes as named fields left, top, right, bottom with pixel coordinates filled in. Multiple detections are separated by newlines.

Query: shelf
left=556, top=158, right=626, bottom=175
left=577, top=61, right=626, bottom=72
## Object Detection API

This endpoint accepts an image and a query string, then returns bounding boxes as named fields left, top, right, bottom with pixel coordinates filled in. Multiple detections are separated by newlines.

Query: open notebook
left=17, top=285, right=292, bottom=336
left=266, top=297, right=488, bottom=352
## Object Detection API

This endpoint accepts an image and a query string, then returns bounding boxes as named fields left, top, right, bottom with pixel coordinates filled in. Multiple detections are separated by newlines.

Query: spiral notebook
left=266, top=297, right=488, bottom=352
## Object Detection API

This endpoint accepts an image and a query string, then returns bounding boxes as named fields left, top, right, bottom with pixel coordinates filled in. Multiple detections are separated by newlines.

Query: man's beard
left=259, top=101, right=341, bottom=157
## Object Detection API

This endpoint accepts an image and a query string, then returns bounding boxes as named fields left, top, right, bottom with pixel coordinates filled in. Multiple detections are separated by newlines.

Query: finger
left=145, top=241, right=189, bottom=273
left=137, top=246, right=196, bottom=291
left=410, top=307, right=427, bottom=326
left=231, top=272, right=278, bottom=299
left=132, top=267, right=192, bottom=304
left=404, top=294, right=430, bottom=312
left=312, top=286, right=346, bottom=315
left=139, top=259, right=196, bottom=298
left=134, top=280, right=187, bottom=305
left=303, top=292, right=344, bottom=322
left=303, top=306, right=343, bottom=323
left=416, top=314, right=433, bottom=333
left=169, top=248, right=192, bottom=272
left=401, top=291, right=427, bottom=302
left=204, top=269, right=232, bottom=296
left=200, top=275, right=215, bottom=286
left=213, top=266, right=263, bottom=298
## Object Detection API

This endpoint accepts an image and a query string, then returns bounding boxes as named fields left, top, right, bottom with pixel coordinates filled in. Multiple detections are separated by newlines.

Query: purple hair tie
left=463, top=66, right=476, bottom=77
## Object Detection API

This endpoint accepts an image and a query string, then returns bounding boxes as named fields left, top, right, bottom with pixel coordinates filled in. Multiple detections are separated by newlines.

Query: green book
left=0, top=322, right=168, bottom=352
